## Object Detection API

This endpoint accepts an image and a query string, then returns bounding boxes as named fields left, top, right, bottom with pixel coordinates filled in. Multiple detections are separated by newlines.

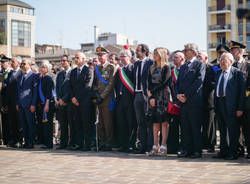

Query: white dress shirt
left=216, top=66, right=231, bottom=97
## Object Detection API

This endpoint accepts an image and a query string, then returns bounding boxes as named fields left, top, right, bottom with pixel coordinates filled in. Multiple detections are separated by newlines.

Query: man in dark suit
left=69, top=52, right=94, bottom=151
left=56, top=55, right=72, bottom=149
left=16, top=58, right=38, bottom=149
left=114, top=49, right=136, bottom=152
left=177, top=43, right=206, bottom=158
left=214, top=52, right=245, bottom=160
left=230, top=40, right=250, bottom=159
left=197, top=51, right=216, bottom=152
left=167, top=51, right=185, bottom=154
left=5, top=57, right=23, bottom=147
left=133, top=44, right=153, bottom=154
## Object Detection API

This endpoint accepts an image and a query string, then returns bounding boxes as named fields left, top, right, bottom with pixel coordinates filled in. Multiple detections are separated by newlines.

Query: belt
left=246, top=90, right=250, bottom=97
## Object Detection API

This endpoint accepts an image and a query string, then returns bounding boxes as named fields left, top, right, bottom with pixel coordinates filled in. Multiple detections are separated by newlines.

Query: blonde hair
left=154, top=47, right=168, bottom=66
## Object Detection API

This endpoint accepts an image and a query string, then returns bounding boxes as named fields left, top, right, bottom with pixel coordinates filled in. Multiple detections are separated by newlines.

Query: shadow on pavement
left=1, top=145, right=249, bottom=165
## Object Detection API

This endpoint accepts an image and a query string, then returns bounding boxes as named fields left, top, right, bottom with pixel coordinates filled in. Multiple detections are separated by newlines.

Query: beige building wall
left=0, top=3, right=35, bottom=58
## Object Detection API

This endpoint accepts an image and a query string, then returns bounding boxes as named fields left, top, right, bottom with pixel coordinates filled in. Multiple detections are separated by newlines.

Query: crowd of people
left=0, top=41, right=249, bottom=161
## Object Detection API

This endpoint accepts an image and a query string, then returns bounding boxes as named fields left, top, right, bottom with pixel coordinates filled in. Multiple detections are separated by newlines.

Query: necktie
left=219, top=71, right=225, bottom=97
left=77, top=68, right=81, bottom=79
left=63, top=70, right=66, bottom=80
left=21, top=74, right=26, bottom=86
left=137, top=61, right=142, bottom=90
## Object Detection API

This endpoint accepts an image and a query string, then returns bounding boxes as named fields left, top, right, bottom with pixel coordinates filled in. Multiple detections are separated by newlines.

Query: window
left=10, top=7, right=23, bottom=14
left=25, top=8, right=34, bottom=16
left=247, top=0, right=250, bottom=9
left=238, top=19, right=243, bottom=34
left=239, top=35, right=243, bottom=43
left=247, top=36, right=250, bottom=42
left=247, top=20, right=250, bottom=34
left=217, top=33, right=226, bottom=44
left=11, top=20, right=31, bottom=47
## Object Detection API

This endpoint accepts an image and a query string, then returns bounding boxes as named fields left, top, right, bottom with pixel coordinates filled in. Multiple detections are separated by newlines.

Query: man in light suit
left=16, top=58, right=38, bottom=149
left=177, top=43, right=206, bottom=158
left=133, top=44, right=153, bottom=154
left=214, top=52, right=245, bottom=160
left=56, top=55, right=72, bottom=149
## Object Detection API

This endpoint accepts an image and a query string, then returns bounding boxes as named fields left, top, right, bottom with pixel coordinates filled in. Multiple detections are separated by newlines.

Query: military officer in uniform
left=92, top=46, right=116, bottom=151
left=211, top=44, right=230, bottom=67
left=230, top=40, right=250, bottom=159
left=0, top=56, right=12, bottom=146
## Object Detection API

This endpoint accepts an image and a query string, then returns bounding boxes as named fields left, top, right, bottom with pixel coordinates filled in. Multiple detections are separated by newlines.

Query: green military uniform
left=230, top=40, right=250, bottom=158
left=93, top=46, right=116, bottom=150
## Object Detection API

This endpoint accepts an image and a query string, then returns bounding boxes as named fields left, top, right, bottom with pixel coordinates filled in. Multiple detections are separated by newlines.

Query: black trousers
left=71, top=102, right=92, bottom=148
left=116, top=95, right=136, bottom=149
left=37, top=103, right=54, bottom=148
left=180, top=103, right=202, bottom=154
left=58, top=106, right=70, bottom=147
left=167, top=115, right=181, bottom=153
left=202, top=105, right=216, bottom=149
left=8, top=105, right=22, bottom=144
left=1, top=111, right=9, bottom=145
left=216, top=97, right=239, bottom=156
left=134, top=93, right=153, bottom=152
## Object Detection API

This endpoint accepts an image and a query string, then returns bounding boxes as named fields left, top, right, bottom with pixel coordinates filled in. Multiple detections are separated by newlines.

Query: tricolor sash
left=95, top=65, right=116, bottom=111
left=118, top=67, right=134, bottom=95
left=172, top=68, right=179, bottom=83
left=38, top=74, right=48, bottom=123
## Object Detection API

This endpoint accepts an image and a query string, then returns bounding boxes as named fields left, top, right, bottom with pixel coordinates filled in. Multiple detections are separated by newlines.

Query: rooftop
left=0, top=0, right=34, bottom=9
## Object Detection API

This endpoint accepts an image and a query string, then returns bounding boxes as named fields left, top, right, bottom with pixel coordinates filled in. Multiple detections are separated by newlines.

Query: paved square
left=0, top=146, right=250, bottom=184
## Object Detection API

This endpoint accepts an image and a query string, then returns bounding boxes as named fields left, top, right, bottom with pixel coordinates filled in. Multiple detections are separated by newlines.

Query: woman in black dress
left=147, top=47, right=171, bottom=156
left=37, top=61, right=55, bottom=149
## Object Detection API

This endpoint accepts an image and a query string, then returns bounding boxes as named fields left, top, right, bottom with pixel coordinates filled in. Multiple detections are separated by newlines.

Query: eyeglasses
left=61, top=60, right=68, bottom=62
left=21, top=63, right=27, bottom=66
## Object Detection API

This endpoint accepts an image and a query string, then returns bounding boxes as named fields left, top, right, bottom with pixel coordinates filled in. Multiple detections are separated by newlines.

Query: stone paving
left=0, top=146, right=250, bottom=184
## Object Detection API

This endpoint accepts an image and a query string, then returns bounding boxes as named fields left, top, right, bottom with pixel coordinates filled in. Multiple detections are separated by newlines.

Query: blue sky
left=24, top=0, right=207, bottom=52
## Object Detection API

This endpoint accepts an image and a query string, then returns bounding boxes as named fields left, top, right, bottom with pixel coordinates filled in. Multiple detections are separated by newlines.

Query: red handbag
left=167, top=101, right=180, bottom=115
left=166, top=86, right=180, bottom=115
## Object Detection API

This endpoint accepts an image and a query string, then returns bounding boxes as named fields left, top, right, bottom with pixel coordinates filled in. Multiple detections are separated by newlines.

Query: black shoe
left=41, top=146, right=52, bottom=149
left=246, top=153, right=250, bottom=159
left=118, top=147, right=132, bottom=153
left=212, top=152, right=227, bottom=159
left=56, top=145, right=67, bottom=150
left=24, top=144, right=34, bottom=149
left=81, top=147, right=91, bottom=151
left=190, top=152, right=202, bottom=158
left=207, top=147, right=215, bottom=153
left=70, top=144, right=81, bottom=150
left=238, top=146, right=245, bottom=157
left=133, top=149, right=146, bottom=154
left=178, top=151, right=190, bottom=158
left=225, top=154, right=238, bottom=160
left=102, top=146, right=112, bottom=151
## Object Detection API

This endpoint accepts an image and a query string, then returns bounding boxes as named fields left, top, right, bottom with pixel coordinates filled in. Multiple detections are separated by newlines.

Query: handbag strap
left=166, top=86, right=173, bottom=103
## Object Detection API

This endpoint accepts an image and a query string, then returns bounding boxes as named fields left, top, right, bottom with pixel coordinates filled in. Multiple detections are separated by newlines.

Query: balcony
left=208, top=5, right=231, bottom=14
left=208, top=24, right=231, bottom=33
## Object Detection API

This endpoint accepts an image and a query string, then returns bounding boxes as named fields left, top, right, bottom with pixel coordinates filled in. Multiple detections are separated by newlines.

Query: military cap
left=0, top=55, right=11, bottom=63
left=229, top=40, right=246, bottom=49
left=96, top=46, right=110, bottom=54
left=216, top=44, right=230, bottom=53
